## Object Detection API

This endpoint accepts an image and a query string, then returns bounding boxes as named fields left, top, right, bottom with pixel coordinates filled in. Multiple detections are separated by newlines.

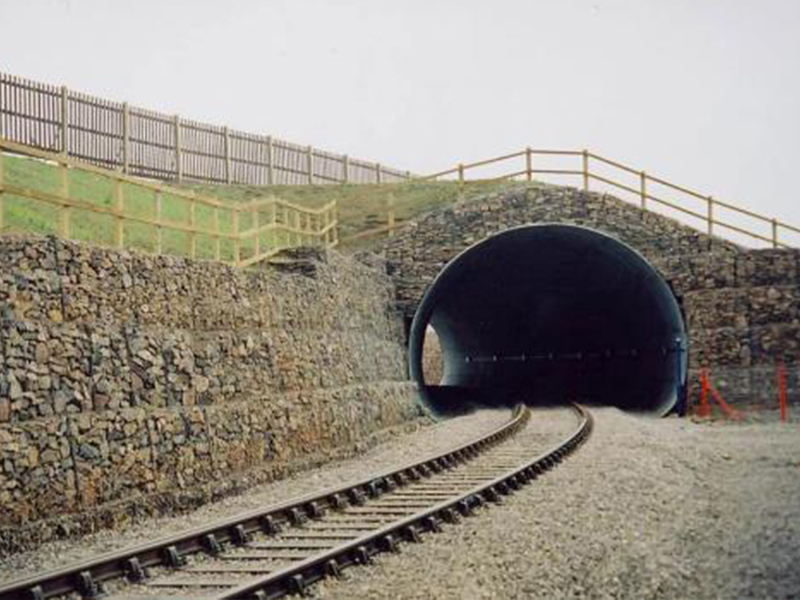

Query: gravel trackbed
left=314, top=408, right=800, bottom=600
left=2, top=407, right=798, bottom=600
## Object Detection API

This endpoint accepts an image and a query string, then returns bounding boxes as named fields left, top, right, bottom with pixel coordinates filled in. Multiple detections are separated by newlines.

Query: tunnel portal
left=408, top=224, right=687, bottom=417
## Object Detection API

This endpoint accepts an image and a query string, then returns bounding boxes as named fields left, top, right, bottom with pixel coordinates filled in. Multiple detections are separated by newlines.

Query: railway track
left=1, top=404, right=592, bottom=600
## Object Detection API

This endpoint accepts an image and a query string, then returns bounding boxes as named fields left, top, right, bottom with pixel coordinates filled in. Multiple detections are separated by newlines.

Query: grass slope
left=1, top=153, right=244, bottom=260
left=181, top=179, right=529, bottom=249
left=0, top=153, right=524, bottom=256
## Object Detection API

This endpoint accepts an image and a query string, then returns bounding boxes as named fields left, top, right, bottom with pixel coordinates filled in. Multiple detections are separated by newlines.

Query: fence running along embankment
left=0, top=71, right=411, bottom=185
left=422, top=148, right=800, bottom=249
left=3, top=66, right=798, bottom=253
left=0, top=138, right=338, bottom=266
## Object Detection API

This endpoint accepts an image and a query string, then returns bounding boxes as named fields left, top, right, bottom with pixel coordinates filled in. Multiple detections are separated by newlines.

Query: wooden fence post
left=525, top=147, right=532, bottom=181
left=321, top=204, right=329, bottom=246
left=188, top=194, right=196, bottom=259
left=342, top=155, right=349, bottom=184
left=376, top=163, right=382, bottom=184
left=271, top=199, right=278, bottom=252
left=252, top=203, right=260, bottom=258
left=113, top=178, right=124, bottom=248
left=224, top=127, right=232, bottom=184
left=707, top=196, right=714, bottom=237
left=307, top=145, right=314, bottom=185
left=60, top=85, right=69, bottom=156
left=173, top=115, right=182, bottom=182
left=387, top=193, right=395, bottom=237
left=281, top=205, right=289, bottom=248
left=332, top=203, right=338, bottom=246
left=457, top=163, right=465, bottom=184
left=266, top=135, right=274, bottom=185
left=213, top=206, right=221, bottom=261
left=772, top=219, right=779, bottom=248
left=154, top=190, right=163, bottom=254
left=0, top=75, right=5, bottom=139
left=58, top=163, right=71, bottom=238
left=640, top=171, right=647, bottom=209
left=122, top=102, right=130, bottom=174
left=309, top=211, right=317, bottom=247
left=582, top=150, right=589, bottom=191
left=0, top=148, right=5, bottom=232
left=232, top=207, right=240, bottom=266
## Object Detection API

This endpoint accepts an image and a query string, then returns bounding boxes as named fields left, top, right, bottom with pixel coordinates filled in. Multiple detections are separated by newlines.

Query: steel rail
left=0, top=407, right=530, bottom=600
left=213, top=404, right=592, bottom=600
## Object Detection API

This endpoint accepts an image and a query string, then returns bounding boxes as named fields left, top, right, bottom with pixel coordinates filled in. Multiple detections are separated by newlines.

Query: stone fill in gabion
left=0, top=237, right=419, bottom=554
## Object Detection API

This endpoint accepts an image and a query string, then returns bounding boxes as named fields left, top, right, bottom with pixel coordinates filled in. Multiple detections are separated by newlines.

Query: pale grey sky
left=1, top=0, right=798, bottom=243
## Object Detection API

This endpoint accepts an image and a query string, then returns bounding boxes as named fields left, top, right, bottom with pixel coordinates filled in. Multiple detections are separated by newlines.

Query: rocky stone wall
left=382, top=184, right=800, bottom=412
left=666, top=250, right=800, bottom=409
left=0, top=237, right=418, bottom=554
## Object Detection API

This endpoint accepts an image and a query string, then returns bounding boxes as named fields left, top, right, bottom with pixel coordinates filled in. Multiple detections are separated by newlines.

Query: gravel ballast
left=0, top=409, right=512, bottom=583
left=314, top=408, right=800, bottom=600
left=3, top=407, right=799, bottom=600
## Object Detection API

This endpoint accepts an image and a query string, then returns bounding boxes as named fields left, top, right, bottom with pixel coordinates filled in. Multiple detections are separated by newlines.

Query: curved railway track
left=0, top=404, right=593, bottom=600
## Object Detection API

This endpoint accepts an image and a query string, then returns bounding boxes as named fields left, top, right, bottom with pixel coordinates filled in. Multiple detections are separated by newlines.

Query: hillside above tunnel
left=381, top=183, right=740, bottom=319
left=383, top=183, right=800, bottom=417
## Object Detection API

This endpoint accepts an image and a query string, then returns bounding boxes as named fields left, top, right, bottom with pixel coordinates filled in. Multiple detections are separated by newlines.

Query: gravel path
left=313, top=408, right=800, bottom=600
left=0, top=409, right=512, bottom=583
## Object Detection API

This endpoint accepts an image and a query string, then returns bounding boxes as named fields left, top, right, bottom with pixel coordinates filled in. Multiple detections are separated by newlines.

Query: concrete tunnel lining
left=408, top=224, right=688, bottom=416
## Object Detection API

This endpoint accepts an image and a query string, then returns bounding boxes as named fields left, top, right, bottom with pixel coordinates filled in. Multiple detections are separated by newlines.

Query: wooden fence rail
left=0, top=138, right=337, bottom=266
left=422, top=147, right=800, bottom=249
left=0, top=71, right=411, bottom=186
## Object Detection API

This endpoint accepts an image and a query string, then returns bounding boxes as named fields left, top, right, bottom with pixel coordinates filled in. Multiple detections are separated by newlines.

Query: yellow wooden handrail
left=423, top=147, right=798, bottom=249
left=0, top=139, right=338, bottom=266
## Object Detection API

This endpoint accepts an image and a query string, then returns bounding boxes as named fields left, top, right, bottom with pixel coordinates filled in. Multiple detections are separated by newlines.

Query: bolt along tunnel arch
left=408, top=224, right=688, bottom=417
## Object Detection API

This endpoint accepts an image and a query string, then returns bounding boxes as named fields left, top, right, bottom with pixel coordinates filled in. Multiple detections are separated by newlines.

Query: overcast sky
left=1, top=0, right=798, bottom=244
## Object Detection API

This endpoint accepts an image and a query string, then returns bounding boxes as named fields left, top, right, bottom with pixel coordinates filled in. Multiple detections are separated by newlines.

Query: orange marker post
left=778, top=364, right=788, bottom=422
left=698, top=369, right=711, bottom=418
left=708, top=384, right=742, bottom=421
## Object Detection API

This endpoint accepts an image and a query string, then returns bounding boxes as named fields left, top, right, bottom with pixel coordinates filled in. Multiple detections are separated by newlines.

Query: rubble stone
left=0, top=236, right=418, bottom=553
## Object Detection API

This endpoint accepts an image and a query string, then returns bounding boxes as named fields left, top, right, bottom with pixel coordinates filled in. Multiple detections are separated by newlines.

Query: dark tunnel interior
left=408, top=225, right=688, bottom=417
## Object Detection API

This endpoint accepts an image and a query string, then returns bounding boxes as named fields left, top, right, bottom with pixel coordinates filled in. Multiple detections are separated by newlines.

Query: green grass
left=0, top=153, right=526, bottom=259
left=1, top=154, right=257, bottom=261
left=180, top=179, right=530, bottom=250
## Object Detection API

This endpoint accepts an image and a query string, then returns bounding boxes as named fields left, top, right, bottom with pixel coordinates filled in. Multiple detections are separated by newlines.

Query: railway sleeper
left=328, top=493, right=347, bottom=511
left=260, top=515, right=282, bottom=535
left=202, top=533, right=223, bottom=555
left=231, top=524, right=250, bottom=546
left=1, top=406, right=593, bottom=600
left=123, top=556, right=149, bottom=583
left=163, top=545, right=187, bottom=568
left=403, top=525, right=422, bottom=543
left=287, top=507, right=307, bottom=526
left=325, top=558, right=342, bottom=579
left=76, top=570, right=106, bottom=599
left=380, top=534, right=400, bottom=553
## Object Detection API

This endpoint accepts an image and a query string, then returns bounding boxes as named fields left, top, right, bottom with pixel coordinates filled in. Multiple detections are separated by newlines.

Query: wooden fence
left=0, top=138, right=337, bottom=266
left=0, top=71, right=411, bottom=186
left=423, top=148, right=800, bottom=249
